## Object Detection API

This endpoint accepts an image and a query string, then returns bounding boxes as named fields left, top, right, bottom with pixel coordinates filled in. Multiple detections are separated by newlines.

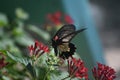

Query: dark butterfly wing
left=60, top=28, right=86, bottom=42
left=52, top=24, right=76, bottom=43
left=52, top=24, right=76, bottom=56
left=52, top=24, right=86, bottom=58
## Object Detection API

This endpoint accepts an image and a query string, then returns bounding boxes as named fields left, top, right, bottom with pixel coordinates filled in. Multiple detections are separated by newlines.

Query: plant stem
left=70, top=77, right=72, bottom=80
left=44, top=69, right=50, bottom=80
left=61, top=76, right=70, bottom=80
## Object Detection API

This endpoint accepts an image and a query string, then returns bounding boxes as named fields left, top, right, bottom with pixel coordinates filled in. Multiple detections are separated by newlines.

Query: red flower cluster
left=67, top=58, right=88, bottom=80
left=0, top=57, right=8, bottom=69
left=92, top=63, right=116, bottom=80
left=64, top=15, right=73, bottom=24
left=46, top=11, right=73, bottom=25
left=28, top=41, right=49, bottom=58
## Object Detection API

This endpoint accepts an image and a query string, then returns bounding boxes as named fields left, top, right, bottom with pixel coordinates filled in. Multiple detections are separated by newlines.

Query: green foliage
left=0, top=8, right=54, bottom=80
left=26, top=63, right=36, bottom=78
left=0, top=8, right=71, bottom=80
left=0, top=8, right=91, bottom=80
left=28, top=25, right=50, bottom=41
left=15, top=8, right=29, bottom=20
left=0, top=13, right=8, bottom=27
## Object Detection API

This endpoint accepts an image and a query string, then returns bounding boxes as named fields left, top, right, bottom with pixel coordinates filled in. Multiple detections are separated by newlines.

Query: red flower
left=0, top=57, right=8, bottom=69
left=92, top=63, right=116, bottom=80
left=46, top=11, right=62, bottom=25
left=64, top=15, right=73, bottom=24
left=46, top=11, right=73, bottom=25
left=28, top=41, right=49, bottom=58
left=67, top=58, right=88, bottom=80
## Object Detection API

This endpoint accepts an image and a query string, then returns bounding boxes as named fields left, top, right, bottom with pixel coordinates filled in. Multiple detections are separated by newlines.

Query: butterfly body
left=52, top=24, right=86, bottom=59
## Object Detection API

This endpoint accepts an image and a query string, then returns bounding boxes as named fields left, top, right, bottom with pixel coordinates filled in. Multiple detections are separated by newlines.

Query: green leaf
left=51, top=71, right=79, bottom=80
left=15, top=33, right=34, bottom=46
left=12, top=23, right=24, bottom=36
left=51, top=71, right=69, bottom=80
left=0, top=50, right=7, bottom=55
left=28, top=25, right=50, bottom=41
left=0, top=38, right=22, bottom=57
left=0, top=50, right=32, bottom=66
left=2, top=76, right=10, bottom=80
left=7, top=51, right=32, bottom=66
left=35, top=67, right=49, bottom=80
left=0, top=13, right=8, bottom=27
left=15, top=8, right=29, bottom=20
left=26, top=63, right=36, bottom=78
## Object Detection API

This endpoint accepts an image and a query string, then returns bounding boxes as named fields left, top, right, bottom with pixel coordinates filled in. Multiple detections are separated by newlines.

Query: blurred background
left=0, top=0, right=120, bottom=79
left=89, top=0, right=120, bottom=79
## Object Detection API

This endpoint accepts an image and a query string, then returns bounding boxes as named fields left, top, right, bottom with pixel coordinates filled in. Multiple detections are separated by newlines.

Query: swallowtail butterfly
left=52, top=24, right=86, bottom=59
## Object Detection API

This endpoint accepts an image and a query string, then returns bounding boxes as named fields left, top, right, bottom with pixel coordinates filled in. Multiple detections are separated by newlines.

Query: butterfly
left=52, top=24, right=86, bottom=59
